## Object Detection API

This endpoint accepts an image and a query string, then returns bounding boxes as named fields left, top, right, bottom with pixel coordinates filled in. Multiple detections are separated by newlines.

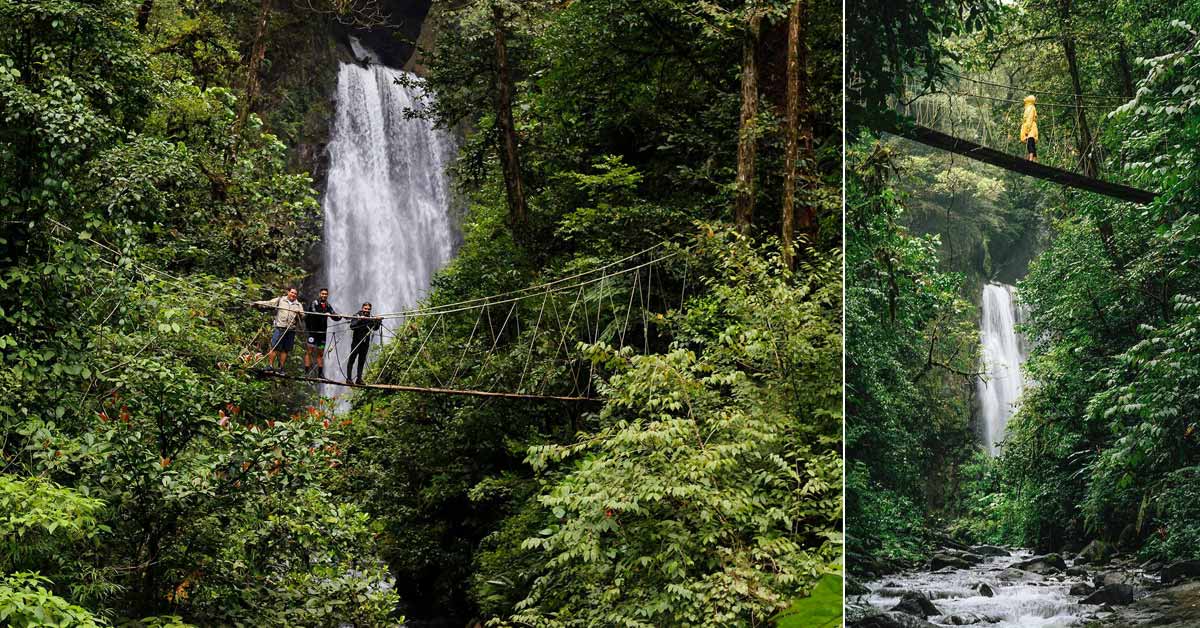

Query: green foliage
left=846, top=140, right=980, bottom=569
left=0, top=0, right=392, bottom=622
left=1139, top=467, right=1200, bottom=563
left=0, top=573, right=105, bottom=628
left=846, top=0, right=999, bottom=130
left=774, top=573, right=843, bottom=628
left=501, top=235, right=841, bottom=626
left=0, top=475, right=106, bottom=571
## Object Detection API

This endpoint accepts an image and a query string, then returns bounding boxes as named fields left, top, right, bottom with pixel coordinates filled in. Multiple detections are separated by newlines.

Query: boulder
left=976, top=582, right=994, bottom=597
left=1077, top=540, right=1115, bottom=566
left=930, top=553, right=973, bottom=571
left=945, top=614, right=987, bottom=626
left=1080, top=583, right=1136, bottom=606
left=1094, top=571, right=1137, bottom=588
left=847, top=577, right=871, bottom=596
left=1069, top=582, right=1095, bottom=596
left=1162, top=560, right=1200, bottom=584
left=972, top=545, right=1010, bottom=557
left=1013, top=553, right=1068, bottom=574
left=891, top=591, right=941, bottom=618
left=851, top=611, right=940, bottom=628
left=1065, top=565, right=1088, bottom=577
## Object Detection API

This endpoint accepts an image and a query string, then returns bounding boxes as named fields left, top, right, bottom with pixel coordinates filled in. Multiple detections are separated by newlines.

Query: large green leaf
left=774, top=573, right=843, bottom=628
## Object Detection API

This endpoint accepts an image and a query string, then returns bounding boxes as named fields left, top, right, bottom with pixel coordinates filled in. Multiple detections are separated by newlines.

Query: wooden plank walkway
left=898, top=125, right=1157, bottom=205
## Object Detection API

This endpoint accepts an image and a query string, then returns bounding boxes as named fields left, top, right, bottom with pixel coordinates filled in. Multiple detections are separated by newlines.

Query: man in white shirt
left=252, top=287, right=305, bottom=374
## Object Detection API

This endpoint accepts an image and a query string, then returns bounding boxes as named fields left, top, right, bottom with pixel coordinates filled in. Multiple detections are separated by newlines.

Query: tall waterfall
left=321, top=61, right=456, bottom=385
left=977, top=283, right=1030, bottom=455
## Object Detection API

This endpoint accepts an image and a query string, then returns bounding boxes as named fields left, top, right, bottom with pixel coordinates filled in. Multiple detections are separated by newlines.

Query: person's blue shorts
left=270, top=327, right=296, bottom=352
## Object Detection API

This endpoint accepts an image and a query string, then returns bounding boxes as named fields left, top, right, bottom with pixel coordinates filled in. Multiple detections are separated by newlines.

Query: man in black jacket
left=304, top=288, right=341, bottom=378
left=347, top=302, right=382, bottom=385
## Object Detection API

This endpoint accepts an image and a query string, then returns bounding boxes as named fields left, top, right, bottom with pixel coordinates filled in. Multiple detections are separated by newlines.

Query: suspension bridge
left=245, top=245, right=688, bottom=403
left=45, top=217, right=689, bottom=405
left=886, top=72, right=1160, bottom=204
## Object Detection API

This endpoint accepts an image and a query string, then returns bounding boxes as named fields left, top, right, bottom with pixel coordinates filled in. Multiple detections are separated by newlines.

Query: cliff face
left=335, top=0, right=434, bottom=68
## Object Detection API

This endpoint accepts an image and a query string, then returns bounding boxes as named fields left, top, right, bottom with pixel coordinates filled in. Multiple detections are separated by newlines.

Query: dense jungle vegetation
left=848, top=0, right=1200, bottom=575
left=1, top=0, right=843, bottom=625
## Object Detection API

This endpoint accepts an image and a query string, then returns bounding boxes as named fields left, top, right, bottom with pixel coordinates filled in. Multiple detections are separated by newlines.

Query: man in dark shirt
left=347, top=302, right=382, bottom=385
left=304, top=288, right=341, bottom=378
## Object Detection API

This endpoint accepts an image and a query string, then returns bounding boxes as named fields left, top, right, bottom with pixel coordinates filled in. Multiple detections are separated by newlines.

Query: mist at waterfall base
left=319, top=61, right=456, bottom=391
left=976, top=282, right=1030, bottom=455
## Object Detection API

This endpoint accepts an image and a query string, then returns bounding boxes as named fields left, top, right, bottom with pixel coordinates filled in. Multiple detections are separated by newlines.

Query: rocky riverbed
left=848, top=544, right=1200, bottom=627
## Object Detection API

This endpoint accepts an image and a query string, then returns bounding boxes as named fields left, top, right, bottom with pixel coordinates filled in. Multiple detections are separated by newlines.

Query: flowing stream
left=977, top=283, right=1029, bottom=455
left=863, top=551, right=1095, bottom=627
left=320, top=59, right=456, bottom=387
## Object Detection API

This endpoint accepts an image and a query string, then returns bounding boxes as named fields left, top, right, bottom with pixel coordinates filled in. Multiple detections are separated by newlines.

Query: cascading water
left=320, top=58, right=456, bottom=388
left=977, top=283, right=1030, bottom=455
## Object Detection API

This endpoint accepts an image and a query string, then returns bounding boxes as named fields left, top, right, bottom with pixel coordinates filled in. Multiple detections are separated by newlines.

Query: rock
left=850, top=611, right=940, bottom=628
left=930, top=553, right=973, bottom=571
left=1013, top=553, right=1067, bottom=574
left=972, top=545, right=1010, bottom=557
left=1080, top=583, right=1136, bottom=606
left=976, top=582, right=994, bottom=597
left=847, top=577, right=871, bottom=596
left=1144, top=562, right=1164, bottom=574
left=1077, top=540, right=1115, bottom=566
left=1066, top=565, right=1088, bottom=577
left=1070, top=582, right=1095, bottom=596
left=945, top=614, right=987, bottom=625
left=1162, top=560, right=1200, bottom=584
left=891, top=591, right=941, bottom=618
left=1119, top=524, right=1139, bottom=549
left=1095, top=571, right=1137, bottom=588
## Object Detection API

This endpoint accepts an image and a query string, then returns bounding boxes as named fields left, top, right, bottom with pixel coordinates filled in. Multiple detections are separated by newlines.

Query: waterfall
left=977, top=283, right=1029, bottom=455
left=320, top=61, right=456, bottom=387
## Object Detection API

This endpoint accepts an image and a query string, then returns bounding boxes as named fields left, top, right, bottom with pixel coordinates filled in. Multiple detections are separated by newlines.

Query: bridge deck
left=898, top=125, right=1157, bottom=205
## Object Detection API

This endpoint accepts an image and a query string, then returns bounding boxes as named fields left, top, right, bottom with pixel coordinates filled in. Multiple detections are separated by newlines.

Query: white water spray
left=977, top=283, right=1029, bottom=455
left=321, top=61, right=456, bottom=386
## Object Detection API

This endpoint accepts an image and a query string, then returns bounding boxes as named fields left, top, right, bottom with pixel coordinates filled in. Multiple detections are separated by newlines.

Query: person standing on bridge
left=346, top=302, right=382, bottom=386
left=1021, top=95, right=1038, bottom=162
left=304, top=288, right=341, bottom=379
left=252, top=287, right=305, bottom=375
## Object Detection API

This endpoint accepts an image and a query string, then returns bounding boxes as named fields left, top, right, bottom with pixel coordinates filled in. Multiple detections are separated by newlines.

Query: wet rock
left=972, top=545, right=1009, bottom=557
left=847, top=577, right=871, bottom=596
left=1013, top=553, right=1067, bottom=574
left=945, top=614, right=988, bottom=625
left=1065, top=565, right=1088, bottom=577
left=1162, top=560, right=1200, bottom=584
left=930, top=553, right=973, bottom=571
left=1077, top=540, right=1115, bottom=566
left=850, top=611, right=940, bottom=628
left=995, top=568, right=1039, bottom=583
left=1094, top=571, right=1137, bottom=588
left=1080, top=583, right=1136, bottom=606
left=976, top=582, right=994, bottom=597
left=1070, top=582, right=1095, bottom=596
left=891, top=591, right=941, bottom=618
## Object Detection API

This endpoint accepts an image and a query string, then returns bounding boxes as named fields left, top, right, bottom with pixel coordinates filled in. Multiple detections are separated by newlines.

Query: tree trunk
left=734, top=8, right=762, bottom=235
left=1060, top=0, right=1120, bottom=264
left=492, top=3, right=528, bottom=229
left=1117, top=43, right=1135, bottom=99
left=229, top=0, right=272, bottom=165
left=781, top=0, right=814, bottom=269
left=1059, top=0, right=1096, bottom=178
left=136, top=0, right=153, bottom=32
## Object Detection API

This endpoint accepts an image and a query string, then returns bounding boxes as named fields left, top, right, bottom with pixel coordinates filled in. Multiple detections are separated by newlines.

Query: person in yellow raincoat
left=1020, top=95, right=1038, bottom=162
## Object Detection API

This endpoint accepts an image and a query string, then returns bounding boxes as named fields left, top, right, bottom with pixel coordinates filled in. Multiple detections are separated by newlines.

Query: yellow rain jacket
left=1020, top=95, right=1039, bottom=143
